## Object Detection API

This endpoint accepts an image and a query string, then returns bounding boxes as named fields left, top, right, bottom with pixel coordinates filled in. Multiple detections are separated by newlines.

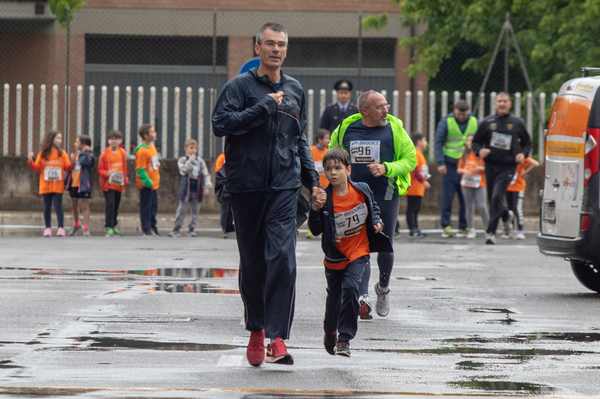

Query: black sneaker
left=324, top=331, right=337, bottom=355
left=151, top=227, right=160, bottom=236
left=336, top=340, right=351, bottom=357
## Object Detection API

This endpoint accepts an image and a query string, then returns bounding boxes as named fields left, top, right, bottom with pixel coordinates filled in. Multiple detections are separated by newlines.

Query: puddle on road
left=468, top=307, right=517, bottom=314
left=0, top=360, right=23, bottom=369
left=469, top=307, right=519, bottom=324
left=69, top=336, right=238, bottom=351
left=443, top=332, right=600, bottom=344
left=396, top=276, right=438, bottom=281
left=456, top=360, right=485, bottom=370
left=0, top=266, right=240, bottom=295
left=449, top=379, right=555, bottom=395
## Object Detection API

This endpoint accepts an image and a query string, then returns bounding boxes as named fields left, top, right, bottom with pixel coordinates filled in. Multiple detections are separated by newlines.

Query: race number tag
left=335, top=202, right=368, bottom=238
left=461, top=174, right=481, bottom=188
left=109, top=172, right=125, bottom=185
left=151, top=155, right=160, bottom=170
left=490, top=132, right=512, bottom=150
left=349, top=141, right=380, bottom=164
left=315, top=161, right=324, bottom=174
left=43, top=167, right=62, bottom=182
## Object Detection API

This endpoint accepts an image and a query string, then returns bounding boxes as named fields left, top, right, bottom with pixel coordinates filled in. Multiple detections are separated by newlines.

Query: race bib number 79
left=335, top=202, right=368, bottom=238
left=350, top=141, right=381, bottom=164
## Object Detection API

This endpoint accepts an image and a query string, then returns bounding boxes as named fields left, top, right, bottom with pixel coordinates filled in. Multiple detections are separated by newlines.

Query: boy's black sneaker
left=336, top=340, right=351, bottom=357
left=324, top=331, right=337, bottom=355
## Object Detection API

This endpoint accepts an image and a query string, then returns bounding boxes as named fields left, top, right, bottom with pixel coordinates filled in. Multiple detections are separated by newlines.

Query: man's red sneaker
left=265, top=337, right=294, bottom=365
left=246, top=329, right=265, bottom=367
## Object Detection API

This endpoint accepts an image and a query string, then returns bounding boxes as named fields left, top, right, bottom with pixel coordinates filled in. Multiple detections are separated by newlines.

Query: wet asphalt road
left=0, top=231, right=599, bottom=398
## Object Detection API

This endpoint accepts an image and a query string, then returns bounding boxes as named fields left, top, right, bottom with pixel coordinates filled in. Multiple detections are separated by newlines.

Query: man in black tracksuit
left=472, top=92, right=532, bottom=244
left=212, top=23, right=321, bottom=367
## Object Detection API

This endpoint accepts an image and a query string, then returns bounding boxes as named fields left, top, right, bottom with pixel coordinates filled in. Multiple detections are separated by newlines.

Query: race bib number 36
left=335, top=202, right=368, bottom=238
left=350, top=141, right=380, bottom=164
left=490, top=132, right=512, bottom=150
left=44, top=167, right=62, bottom=182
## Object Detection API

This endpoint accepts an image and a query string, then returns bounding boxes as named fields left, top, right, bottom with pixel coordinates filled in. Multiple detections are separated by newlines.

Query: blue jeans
left=440, top=162, right=467, bottom=230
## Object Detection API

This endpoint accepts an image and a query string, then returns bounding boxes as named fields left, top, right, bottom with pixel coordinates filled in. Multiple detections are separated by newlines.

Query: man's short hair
left=79, top=135, right=92, bottom=147
left=256, top=22, right=288, bottom=44
left=453, top=100, right=470, bottom=112
left=323, top=148, right=350, bottom=168
left=496, top=92, right=512, bottom=100
left=358, top=90, right=378, bottom=111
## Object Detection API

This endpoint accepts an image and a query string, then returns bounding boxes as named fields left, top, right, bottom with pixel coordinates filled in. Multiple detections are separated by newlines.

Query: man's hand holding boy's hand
left=373, top=223, right=384, bottom=234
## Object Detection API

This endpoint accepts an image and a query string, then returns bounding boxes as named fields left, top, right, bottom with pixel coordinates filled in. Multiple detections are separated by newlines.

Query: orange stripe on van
left=546, top=141, right=585, bottom=158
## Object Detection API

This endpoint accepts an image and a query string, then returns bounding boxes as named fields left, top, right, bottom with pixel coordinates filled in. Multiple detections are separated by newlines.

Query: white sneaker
left=374, top=283, right=390, bottom=317
left=441, top=226, right=455, bottom=238
left=485, top=233, right=496, bottom=245
left=515, top=230, right=526, bottom=240
left=466, top=228, right=477, bottom=239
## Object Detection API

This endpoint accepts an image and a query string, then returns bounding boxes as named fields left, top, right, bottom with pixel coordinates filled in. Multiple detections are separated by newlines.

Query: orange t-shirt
left=71, top=156, right=81, bottom=188
left=311, top=144, right=329, bottom=188
left=458, top=152, right=487, bottom=189
left=214, top=152, right=226, bottom=173
left=135, top=143, right=160, bottom=190
left=99, top=147, right=128, bottom=192
left=29, top=148, right=71, bottom=195
left=406, top=149, right=428, bottom=197
left=324, top=184, right=370, bottom=270
left=508, top=157, right=534, bottom=193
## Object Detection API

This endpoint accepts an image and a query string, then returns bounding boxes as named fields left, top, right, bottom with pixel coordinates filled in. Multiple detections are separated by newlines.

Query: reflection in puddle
left=469, top=307, right=518, bottom=325
left=468, top=307, right=517, bottom=314
left=72, top=336, right=238, bottom=351
left=456, top=360, right=485, bottom=370
left=0, top=360, right=23, bottom=369
left=444, top=332, right=600, bottom=344
left=0, top=266, right=240, bottom=295
left=449, top=379, right=555, bottom=394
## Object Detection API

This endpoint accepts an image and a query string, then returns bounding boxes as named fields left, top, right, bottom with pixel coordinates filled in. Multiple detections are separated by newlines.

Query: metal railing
left=1, top=83, right=555, bottom=161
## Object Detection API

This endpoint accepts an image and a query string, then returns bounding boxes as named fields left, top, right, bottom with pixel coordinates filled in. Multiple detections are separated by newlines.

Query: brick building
left=0, top=0, right=427, bottom=156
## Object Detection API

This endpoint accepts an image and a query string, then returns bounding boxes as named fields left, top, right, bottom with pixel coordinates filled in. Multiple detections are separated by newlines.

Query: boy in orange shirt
left=505, top=156, right=539, bottom=240
left=405, top=133, right=431, bottom=238
left=98, top=130, right=129, bottom=236
left=28, top=130, right=71, bottom=237
left=311, top=129, right=330, bottom=188
left=308, top=149, right=391, bottom=357
left=134, top=124, right=160, bottom=236
left=458, top=135, right=489, bottom=239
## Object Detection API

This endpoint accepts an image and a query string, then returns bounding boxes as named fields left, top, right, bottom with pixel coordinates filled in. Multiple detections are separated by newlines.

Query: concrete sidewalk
left=0, top=210, right=540, bottom=234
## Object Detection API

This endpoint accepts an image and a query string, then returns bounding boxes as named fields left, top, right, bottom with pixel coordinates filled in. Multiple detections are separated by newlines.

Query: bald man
left=329, top=90, right=416, bottom=319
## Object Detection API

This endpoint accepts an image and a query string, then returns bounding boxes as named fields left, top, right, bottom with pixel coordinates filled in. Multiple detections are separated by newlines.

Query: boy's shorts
left=69, top=187, right=91, bottom=199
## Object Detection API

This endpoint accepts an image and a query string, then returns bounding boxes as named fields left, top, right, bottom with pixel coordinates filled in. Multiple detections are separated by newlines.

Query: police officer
left=212, top=22, right=322, bottom=367
left=472, top=92, right=531, bottom=245
left=319, top=80, right=359, bottom=134
left=329, top=90, right=416, bottom=319
left=434, top=100, right=478, bottom=238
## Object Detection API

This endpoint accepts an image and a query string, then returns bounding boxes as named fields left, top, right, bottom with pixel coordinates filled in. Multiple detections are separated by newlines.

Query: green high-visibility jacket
left=444, top=116, right=478, bottom=159
left=329, top=113, right=416, bottom=196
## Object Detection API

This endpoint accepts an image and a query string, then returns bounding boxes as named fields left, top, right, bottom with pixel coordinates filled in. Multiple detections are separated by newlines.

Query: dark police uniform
left=319, top=80, right=358, bottom=133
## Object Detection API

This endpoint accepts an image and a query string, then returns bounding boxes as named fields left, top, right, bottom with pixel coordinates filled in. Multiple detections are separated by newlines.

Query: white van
left=537, top=68, right=600, bottom=293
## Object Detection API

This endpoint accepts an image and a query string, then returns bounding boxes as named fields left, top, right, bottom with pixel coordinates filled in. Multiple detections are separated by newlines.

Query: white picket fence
left=0, top=83, right=556, bottom=160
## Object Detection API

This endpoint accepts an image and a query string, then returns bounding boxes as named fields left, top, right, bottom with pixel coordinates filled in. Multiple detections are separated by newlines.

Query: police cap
left=334, top=80, right=353, bottom=92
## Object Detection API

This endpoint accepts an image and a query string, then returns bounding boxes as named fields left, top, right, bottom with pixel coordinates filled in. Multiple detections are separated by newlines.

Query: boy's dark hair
left=453, top=100, right=470, bottom=112
left=138, top=124, right=153, bottom=140
left=79, top=135, right=92, bottom=147
left=316, top=129, right=329, bottom=142
left=108, top=130, right=123, bottom=139
left=323, top=148, right=350, bottom=168
left=411, top=132, right=425, bottom=145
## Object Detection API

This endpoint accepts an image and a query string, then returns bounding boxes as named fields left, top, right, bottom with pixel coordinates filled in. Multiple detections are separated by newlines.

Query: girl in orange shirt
left=458, top=135, right=489, bottom=239
left=405, top=133, right=431, bottom=238
left=28, top=130, right=72, bottom=237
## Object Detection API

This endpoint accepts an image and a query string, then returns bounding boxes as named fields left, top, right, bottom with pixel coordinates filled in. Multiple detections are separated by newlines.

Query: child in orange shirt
left=66, top=135, right=95, bottom=236
left=458, top=135, right=489, bottom=239
left=311, top=129, right=330, bottom=188
left=28, top=130, right=71, bottom=237
left=98, top=130, right=129, bottom=236
left=308, top=148, right=391, bottom=357
left=135, top=124, right=160, bottom=236
left=505, top=156, right=539, bottom=240
left=405, top=133, right=431, bottom=238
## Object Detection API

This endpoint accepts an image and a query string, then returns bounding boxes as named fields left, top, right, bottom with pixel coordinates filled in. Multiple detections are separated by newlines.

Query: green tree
left=49, top=0, right=86, bottom=138
left=366, top=0, right=600, bottom=92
